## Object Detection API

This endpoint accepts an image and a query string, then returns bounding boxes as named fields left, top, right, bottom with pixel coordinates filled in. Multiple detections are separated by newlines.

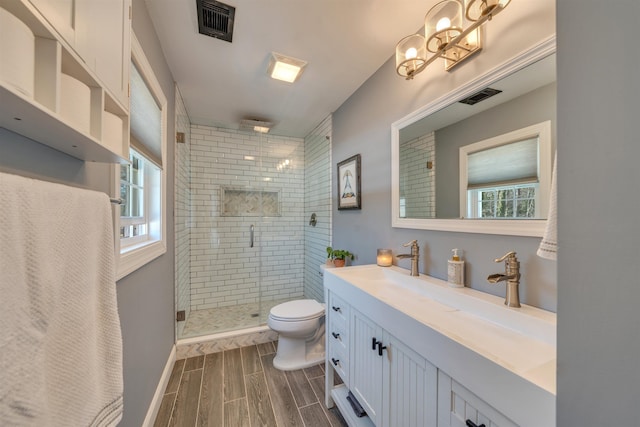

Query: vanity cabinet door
left=350, top=309, right=384, bottom=425
left=437, top=371, right=517, bottom=427
left=384, top=334, right=438, bottom=427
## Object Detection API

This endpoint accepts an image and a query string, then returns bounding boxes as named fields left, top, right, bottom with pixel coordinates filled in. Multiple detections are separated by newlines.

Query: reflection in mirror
left=392, top=45, right=555, bottom=236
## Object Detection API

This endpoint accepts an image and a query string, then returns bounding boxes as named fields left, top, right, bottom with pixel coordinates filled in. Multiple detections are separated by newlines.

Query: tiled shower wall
left=174, top=86, right=191, bottom=338
left=189, top=126, right=305, bottom=310
left=304, top=115, right=332, bottom=302
left=399, top=131, right=435, bottom=218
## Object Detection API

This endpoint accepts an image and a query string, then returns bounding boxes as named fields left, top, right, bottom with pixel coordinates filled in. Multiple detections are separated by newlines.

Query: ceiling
left=145, top=0, right=432, bottom=137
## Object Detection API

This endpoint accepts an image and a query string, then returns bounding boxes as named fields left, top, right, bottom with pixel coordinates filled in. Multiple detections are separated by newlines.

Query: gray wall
left=556, top=1, right=640, bottom=425
left=436, top=82, right=556, bottom=217
left=0, top=1, right=176, bottom=425
left=331, top=0, right=558, bottom=312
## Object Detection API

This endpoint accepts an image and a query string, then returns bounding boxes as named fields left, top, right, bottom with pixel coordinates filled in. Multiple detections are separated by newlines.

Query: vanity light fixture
left=267, top=52, right=307, bottom=83
left=395, top=0, right=510, bottom=80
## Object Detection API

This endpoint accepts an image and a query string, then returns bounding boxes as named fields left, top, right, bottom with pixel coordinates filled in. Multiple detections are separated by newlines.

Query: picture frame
left=337, top=154, right=361, bottom=210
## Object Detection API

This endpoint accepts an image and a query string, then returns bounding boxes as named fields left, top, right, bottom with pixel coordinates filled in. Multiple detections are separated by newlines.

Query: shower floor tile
left=181, top=298, right=295, bottom=339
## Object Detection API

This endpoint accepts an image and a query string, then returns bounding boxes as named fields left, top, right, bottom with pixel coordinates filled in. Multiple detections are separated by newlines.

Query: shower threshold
left=180, top=298, right=294, bottom=339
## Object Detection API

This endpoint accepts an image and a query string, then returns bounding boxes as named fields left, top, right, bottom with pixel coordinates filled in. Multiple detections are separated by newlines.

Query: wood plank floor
left=154, top=342, right=347, bottom=427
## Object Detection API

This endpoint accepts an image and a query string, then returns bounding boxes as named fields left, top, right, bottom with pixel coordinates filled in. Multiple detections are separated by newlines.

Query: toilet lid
left=270, top=299, right=325, bottom=321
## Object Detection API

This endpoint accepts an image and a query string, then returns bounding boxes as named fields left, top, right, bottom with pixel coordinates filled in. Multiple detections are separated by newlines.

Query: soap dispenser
left=447, top=249, right=465, bottom=288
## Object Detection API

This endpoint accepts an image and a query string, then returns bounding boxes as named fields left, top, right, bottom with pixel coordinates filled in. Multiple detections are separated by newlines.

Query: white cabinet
left=438, top=371, right=518, bottom=427
left=0, top=0, right=129, bottom=162
left=325, top=287, right=437, bottom=427
left=28, top=0, right=131, bottom=107
left=75, top=0, right=131, bottom=107
left=28, top=0, right=74, bottom=41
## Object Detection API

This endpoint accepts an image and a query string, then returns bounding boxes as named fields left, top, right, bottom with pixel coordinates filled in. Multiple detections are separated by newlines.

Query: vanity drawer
left=328, top=317, right=349, bottom=353
left=328, top=341, right=349, bottom=385
left=328, top=292, right=350, bottom=326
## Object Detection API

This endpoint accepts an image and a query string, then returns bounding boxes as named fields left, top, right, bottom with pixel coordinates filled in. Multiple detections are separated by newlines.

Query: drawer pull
left=332, top=306, right=341, bottom=312
left=331, top=332, right=341, bottom=339
left=377, top=341, right=387, bottom=356
left=465, top=421, right=486, bottom=427
left=331, top=358, right=340, bottom=366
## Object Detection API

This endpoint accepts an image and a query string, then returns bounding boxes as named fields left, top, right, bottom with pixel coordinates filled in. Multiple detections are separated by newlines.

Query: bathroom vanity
left=324, top=265, right=556, bottom=427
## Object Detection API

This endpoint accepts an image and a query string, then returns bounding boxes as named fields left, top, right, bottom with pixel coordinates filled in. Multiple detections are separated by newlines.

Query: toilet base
left=272, top=335, right=325, bottom=371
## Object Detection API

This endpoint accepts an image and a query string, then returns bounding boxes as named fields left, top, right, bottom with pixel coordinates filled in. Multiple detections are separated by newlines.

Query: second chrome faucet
left=397, top=240, right=419, bottom=276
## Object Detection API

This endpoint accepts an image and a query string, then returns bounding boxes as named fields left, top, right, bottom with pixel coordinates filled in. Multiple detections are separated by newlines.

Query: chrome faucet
left=487, top=251, right=521, bottom=308
left=397, top=240, right=419, bottom=276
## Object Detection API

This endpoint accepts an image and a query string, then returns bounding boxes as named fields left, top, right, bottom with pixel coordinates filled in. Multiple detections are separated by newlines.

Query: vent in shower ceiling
left=196, top=0, right=236, bottom=42
left=458, top=88, right=503, bottom=106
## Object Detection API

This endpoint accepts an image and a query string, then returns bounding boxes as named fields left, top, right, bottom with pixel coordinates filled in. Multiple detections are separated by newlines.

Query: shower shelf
left=221, top=187, right=281, bottom=217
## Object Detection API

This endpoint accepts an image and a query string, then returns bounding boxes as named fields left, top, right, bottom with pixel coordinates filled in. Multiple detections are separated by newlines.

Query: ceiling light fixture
left=396, top=0, right=510, bottom=80
left=267, top=52, right=307, bottom=83
left=240, top=119, right=273, bottom=133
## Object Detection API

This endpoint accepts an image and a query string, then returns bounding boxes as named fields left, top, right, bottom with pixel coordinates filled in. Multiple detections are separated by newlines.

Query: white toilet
left=267, top=299, right=326, bottom=371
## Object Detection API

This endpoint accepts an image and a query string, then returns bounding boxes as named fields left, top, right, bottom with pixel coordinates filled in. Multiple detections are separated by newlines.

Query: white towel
left=537, top=152, right=557, bottom=260
left=0, top=172, right=123, bottom=426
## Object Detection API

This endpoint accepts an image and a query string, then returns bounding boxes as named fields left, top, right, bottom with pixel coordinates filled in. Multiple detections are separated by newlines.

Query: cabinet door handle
left=465, top=421, right=486, bottom=427
left=332, top=332, right=340, bottom=339
left=377, top=342, right=387, bottom=356
left=332, top=306, right=341, bottom=312
left=331, top=358, right=340, bottom=366
left=372, top=337, right=378, bottom=350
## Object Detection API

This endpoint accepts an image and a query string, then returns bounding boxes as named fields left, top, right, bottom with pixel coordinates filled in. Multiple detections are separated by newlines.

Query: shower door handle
left=250, top=224, right=254, bottom=248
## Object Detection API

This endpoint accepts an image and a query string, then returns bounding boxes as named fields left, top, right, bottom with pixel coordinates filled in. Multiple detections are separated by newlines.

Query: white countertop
left=325, top=264, right=557, bottom=396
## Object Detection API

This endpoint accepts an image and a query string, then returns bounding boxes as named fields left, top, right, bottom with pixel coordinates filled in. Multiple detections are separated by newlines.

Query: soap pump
left=447, top=248, right=465, bottom=288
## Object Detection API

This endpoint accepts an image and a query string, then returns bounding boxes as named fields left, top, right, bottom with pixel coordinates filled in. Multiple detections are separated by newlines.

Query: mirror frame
left=391, top=36, right=556, bottom=237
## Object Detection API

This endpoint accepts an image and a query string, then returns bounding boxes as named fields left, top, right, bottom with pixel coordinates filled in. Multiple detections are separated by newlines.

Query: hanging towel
left=537, top=152, right=557, bottom=260
left=0, top=172, right=123, bottom=427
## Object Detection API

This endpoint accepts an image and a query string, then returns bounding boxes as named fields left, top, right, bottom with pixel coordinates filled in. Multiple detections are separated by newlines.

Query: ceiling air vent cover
left=458, top=88, right=503, bottom=106
left=196, top=0, right=235, bottom=43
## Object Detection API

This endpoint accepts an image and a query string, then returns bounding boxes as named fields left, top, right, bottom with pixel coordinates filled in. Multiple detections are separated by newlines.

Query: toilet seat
left=269, top=299, right=325, bottom=322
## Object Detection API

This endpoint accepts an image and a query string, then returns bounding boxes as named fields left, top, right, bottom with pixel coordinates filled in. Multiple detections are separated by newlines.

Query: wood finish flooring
left=154, top=342, right=347, bottom=427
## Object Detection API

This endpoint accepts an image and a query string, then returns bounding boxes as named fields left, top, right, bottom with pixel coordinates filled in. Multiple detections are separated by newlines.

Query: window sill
left=117, top=238, right=166, bottom=281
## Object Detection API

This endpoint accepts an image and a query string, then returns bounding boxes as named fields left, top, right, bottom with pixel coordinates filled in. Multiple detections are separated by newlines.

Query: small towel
left=0, top=172, right=123, bottom=426
left=537, top=152, right=557, bottom=260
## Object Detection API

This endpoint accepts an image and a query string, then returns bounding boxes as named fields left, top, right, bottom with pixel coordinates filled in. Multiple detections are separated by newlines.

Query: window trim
left=114, top=31, right=167, bottom=280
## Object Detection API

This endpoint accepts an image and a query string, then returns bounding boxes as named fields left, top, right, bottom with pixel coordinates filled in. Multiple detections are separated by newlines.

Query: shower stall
left=175, top=95, right=332, bottom=340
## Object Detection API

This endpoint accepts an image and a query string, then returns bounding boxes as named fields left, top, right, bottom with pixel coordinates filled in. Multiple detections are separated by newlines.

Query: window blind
left=467, top=137, right=538, bottom=188
left=130, top=62, right=162, bottom=167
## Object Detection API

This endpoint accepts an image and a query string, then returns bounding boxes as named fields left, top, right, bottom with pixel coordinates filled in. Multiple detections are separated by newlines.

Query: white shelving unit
left=0, top=0, right=129, bottom=163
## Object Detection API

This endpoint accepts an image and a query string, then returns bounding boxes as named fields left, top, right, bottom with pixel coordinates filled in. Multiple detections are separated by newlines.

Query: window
left=114, top=33, right=167, bottom=279
left=468, top=183, right=538, bottom=218
left=459, top=121, right=552, bottom=220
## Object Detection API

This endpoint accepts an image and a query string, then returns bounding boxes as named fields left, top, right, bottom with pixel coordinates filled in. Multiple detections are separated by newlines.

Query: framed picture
left=337, top=154, right=361, bottom=210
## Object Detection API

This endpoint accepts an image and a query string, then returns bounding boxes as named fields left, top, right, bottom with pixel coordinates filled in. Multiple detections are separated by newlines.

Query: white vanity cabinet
left=438, top=371, right=517, bottom=427
left=324, top=265, right=556, bottom=427
left=0, top=0, right=131, bottom=162
left=326, top=288, right=438, bottom=427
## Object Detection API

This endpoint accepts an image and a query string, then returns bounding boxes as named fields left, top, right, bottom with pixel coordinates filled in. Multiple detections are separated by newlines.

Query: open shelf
left=0, top=0, right=129, bottom=163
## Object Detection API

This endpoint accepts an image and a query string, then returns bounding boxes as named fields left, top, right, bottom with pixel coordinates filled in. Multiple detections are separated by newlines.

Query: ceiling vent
left=196, top=0, right=235, bottom=43
left=458, top=88, right=502, bottom=106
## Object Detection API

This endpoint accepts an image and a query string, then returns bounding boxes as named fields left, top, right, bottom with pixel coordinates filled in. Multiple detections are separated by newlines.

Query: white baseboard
left=142, top=344, right=176, bottom=427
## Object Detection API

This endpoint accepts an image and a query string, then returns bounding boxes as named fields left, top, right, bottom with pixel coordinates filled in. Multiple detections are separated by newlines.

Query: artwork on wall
left=337, top=154, right=361, bottom=210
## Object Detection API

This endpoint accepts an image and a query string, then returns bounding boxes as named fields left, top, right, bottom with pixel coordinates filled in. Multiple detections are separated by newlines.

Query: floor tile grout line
left=258, top=352, right=279, bottom=427
left=193, top=362, right=205, bottom=426
left=167, top=359, right=186, bottom=426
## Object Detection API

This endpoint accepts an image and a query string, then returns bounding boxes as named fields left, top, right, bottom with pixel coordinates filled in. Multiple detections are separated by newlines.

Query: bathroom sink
left=328, top=264, right=556, bottom=346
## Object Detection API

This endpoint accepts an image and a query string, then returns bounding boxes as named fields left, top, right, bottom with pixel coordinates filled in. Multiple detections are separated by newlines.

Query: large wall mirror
left=391, top=39, right=556, bottom=236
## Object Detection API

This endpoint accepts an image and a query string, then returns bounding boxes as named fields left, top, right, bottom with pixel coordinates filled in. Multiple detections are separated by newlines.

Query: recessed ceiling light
left=268, top=52, right=307, bottom=83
